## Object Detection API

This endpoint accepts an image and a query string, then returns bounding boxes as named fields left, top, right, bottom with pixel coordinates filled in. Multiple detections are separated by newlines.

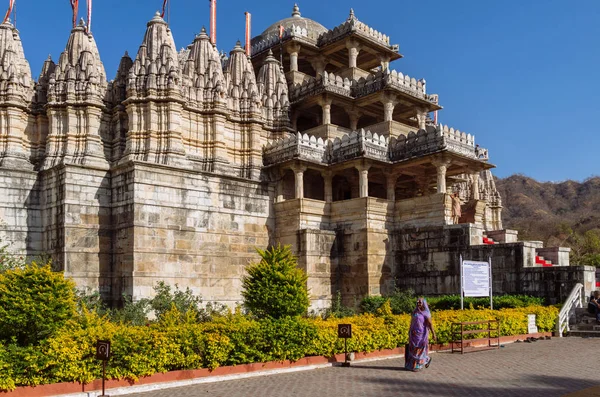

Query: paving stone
left=124, top=338, right=599, bottom=397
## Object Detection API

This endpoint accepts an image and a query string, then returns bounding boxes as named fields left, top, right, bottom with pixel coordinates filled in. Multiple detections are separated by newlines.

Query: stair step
left=567, top=330, right=600, bottom=338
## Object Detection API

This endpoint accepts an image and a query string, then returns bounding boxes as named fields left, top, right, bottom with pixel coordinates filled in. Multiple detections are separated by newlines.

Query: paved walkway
left=124, top=338, right=599, bottom=397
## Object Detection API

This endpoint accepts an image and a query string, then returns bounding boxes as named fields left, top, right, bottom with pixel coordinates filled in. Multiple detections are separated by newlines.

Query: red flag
left=86, top=0, right=91, bottom=32
left=278, top=24, right=284, bottom=39
left=2, top=0, right=14, bottom=24
left=70, top=0, right=79, bottom=28
left=160, top=0, right=167, bottom=18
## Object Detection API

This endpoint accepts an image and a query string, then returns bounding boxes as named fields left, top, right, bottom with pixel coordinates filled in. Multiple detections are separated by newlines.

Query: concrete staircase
left=567, top=308, right=600, bottom=337
left=481, top=234, right=555, bottom=266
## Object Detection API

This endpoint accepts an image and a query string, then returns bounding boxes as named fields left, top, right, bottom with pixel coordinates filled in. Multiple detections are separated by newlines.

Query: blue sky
left=12, top=0, right=599, bottom=182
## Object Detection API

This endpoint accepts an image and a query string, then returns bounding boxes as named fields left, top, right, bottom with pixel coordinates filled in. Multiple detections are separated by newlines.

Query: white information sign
left=527, top=314, right=538, bottom=334
left=462, top=260, right=490, bottom=297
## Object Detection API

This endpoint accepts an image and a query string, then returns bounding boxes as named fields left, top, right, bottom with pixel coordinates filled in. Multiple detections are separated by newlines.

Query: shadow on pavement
left=358, top=373, right=598, bottom=397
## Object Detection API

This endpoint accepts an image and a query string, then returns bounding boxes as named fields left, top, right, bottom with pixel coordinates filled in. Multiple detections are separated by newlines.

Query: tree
left=241, top=244, right=309, bottom=319
left=0, top=263, right=77, bottom=345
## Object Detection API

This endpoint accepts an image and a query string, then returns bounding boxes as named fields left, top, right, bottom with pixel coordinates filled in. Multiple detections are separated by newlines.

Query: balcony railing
left=263, top=124, right=488, bottom=166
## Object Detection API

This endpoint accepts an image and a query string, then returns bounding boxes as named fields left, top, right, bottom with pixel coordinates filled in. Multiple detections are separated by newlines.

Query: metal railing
left=556, top=283, right=583, bottom=337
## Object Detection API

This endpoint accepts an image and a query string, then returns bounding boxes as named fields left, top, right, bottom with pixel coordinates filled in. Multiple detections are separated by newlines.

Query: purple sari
left=404, top=298, right=432, bottom=371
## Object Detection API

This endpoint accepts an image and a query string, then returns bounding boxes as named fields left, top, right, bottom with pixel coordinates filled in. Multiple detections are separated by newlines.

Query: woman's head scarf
left=414, top=297, right=431, bottom=319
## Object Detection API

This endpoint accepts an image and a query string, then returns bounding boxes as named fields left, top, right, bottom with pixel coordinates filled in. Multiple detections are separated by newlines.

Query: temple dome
left=254, top=4, right=327, bottom=43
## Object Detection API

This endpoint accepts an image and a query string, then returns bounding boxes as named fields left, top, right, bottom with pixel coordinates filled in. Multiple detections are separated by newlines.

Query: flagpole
left=87, top=0, right=92, bottom=33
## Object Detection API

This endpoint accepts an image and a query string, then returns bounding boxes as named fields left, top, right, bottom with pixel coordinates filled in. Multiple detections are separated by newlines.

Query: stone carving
left=330, top=129, right=388, bottom=164
left=42, top=19, right=109, bottom=169
left=0, top=19, right=35, bottom=169
left=181, top=27, right=226, bottom=110
left=250, top=4, right=327, bottom=55
left=289, top=71, right=352, bottom=103
left=388, top=124, right=481, bottom=162
left=263, top=128, right=389, bottom=166
left=224, top=41, right=259, bottom=115
left=263, top=132, right=328, bottom=165
left=257, top=50, right=289, bottom=128
left=318, top=9, right=393, bottom=49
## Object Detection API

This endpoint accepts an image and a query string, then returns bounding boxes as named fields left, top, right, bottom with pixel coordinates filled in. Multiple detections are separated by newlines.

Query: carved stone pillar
left=416, top=107, right=428, bottom=130
left=432, top=158, right=451, bottom=194
left=287, top=43, right=301, bottom=72
left=356, top=164, right=370, bottom=198
left=277, top=170, right=285, bottom=202
left=383, top=102, right=395, bottom=122
left=292, top=165, right=307, bottom=199
left=346, top=40, right=362, bottom=69
left=348, top=111, right=361, bottom=131
left=381, top=93, right=398, bottom=122
left=378, top=54, right=391, bottom=72
left=310, top=55, right=327, bottom=77
left=385, top=172, right=397, bottom=201
left=319, top=97, right=332, bottom=125
left=471, top=172, right=480, bottom=200
left=415, top=176, right=431, bottom=197
left=322, top=170, right=333, bottom=203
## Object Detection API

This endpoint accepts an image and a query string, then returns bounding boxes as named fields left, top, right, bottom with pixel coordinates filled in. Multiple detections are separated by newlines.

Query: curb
left=6, top=332, right=551, bottom=397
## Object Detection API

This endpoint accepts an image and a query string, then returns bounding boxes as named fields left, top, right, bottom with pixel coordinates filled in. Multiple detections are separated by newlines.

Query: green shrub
left=109, top=295, right=151, bottom=326
left=322, top=291, right=356, bottom=319
left=0, top=304, right=558, bottom=391
left=241, top=244, right=309, bottom=319
left=426, top=294, right=545, bottom=311
left=0, top=263, right=77, bottom=345
left=360, top=289, right=415, bottom=315
left=150, top=281, right=202, bottom=320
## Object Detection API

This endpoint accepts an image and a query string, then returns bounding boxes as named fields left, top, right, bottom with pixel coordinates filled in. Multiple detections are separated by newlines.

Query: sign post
left=96, top=340, right=111, bottom=397
left=460, top=256, right=493, bottom=309
left=338, top=324, right=352, bottom=367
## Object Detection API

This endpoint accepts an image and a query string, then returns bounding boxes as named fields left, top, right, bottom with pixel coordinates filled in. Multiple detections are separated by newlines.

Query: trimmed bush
left=242, top=244, right=309, bottom=319
left=0, top=263, right=77, bottom=346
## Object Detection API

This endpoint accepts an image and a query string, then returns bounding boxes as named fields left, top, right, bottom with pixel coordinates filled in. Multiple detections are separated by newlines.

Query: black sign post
left=337, top=324, right=352, bottom=367
left=96, top=340, right=111, bottom=397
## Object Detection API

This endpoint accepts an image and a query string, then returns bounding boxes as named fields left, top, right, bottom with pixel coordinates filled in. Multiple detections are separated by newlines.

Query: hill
left=495, top=174, right=600, bottom=266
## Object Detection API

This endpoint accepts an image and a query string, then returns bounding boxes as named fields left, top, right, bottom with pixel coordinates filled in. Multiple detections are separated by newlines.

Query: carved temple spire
left=47, top=19, right=107, bottom=105
left=127, top=12, right=180, bottom=98
left=0, top=19, right=35, bottom=168
left=109, top=51, right=133, bottom=105
left=257, top=49, right=289, bottom=126
left=42, top=20, right=109, bottom=169
left=224, top=40, right=258, bottom=113
left=181, top=26, right=225, bottom=107
left=122, top=12, right=187, bottom=167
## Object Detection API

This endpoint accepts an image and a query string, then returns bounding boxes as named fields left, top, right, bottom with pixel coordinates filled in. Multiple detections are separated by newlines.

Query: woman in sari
left=405, top=297, right=436, bottom=371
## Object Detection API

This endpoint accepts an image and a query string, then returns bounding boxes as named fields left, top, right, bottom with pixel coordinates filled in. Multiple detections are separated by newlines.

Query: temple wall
left=393, top=224, right=593, bottom=303
left=38, top=165, right=113, bottom=295
left=116, top=162, right=273, bottom=306
left=395, top=193, right=451, bottom=227
left=296, top=229, right=337, bottom=310
left=0, top=169, right=42, bottom=260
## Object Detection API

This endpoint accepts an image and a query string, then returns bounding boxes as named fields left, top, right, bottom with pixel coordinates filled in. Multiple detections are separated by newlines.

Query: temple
left=0, top=5, right=592, bottom=307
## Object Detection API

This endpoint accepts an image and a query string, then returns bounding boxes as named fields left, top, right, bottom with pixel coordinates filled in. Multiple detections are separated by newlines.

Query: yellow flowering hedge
left=0, top=305, right=557, bottom=391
